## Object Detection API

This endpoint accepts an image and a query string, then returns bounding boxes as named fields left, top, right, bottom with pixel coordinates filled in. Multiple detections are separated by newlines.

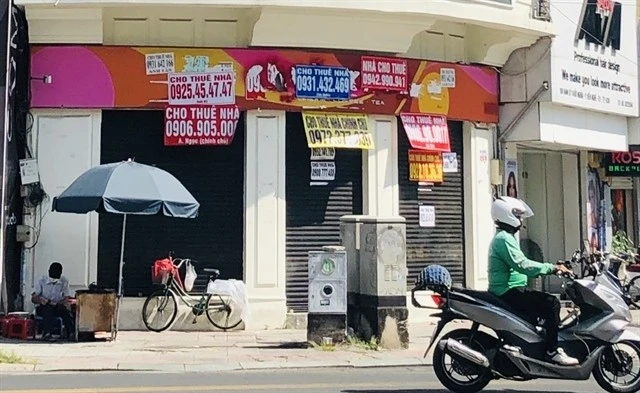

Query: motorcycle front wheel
left=432, top=329, right=495, bottom=393
left=593, top=340, right=640, bottom=393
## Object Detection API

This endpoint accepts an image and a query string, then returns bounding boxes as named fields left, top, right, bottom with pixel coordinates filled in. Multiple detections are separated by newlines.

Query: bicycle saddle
left=203, top=268, right=220, bottom=277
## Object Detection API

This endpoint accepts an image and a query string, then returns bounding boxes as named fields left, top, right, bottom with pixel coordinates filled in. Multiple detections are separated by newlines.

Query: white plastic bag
left=207, top=279, right=251, bottom=323
left=184, top=261, right=197, bottom=292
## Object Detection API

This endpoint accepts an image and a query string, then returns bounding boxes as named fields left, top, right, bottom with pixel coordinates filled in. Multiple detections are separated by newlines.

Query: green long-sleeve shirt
left=488, top=230, right=556, bottom=296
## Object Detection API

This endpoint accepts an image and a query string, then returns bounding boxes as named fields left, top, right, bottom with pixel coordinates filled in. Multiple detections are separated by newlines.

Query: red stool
left=1, top=316, right=18, bottom=337
left=6, top=318, right=35, bottom=340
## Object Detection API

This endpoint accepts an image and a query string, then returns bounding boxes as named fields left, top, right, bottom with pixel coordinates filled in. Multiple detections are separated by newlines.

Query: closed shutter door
left=398, top=120, right=465, bottom=287
left=98, top=110, right=245, bottom=296
left=285, top=112, right=363, bottom=312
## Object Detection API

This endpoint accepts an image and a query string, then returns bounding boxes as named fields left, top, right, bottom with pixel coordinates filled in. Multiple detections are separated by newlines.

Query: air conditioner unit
left=533, top=0, right=551, bottom=21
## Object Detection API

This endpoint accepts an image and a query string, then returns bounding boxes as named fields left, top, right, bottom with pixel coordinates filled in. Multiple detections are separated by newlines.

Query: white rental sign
left=550, top=0, right=639, bottom=117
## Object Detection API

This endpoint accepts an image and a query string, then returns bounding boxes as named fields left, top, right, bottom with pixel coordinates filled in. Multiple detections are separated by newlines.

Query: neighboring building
left=500, top=0, right=639, bottom=292
left=0, top=5, right=29, bottom=314
left=14, top=0, right=554, bottom=328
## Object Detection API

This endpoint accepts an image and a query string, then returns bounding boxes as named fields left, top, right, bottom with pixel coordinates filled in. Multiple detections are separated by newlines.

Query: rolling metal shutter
left=398, top=120, right=465, bottom=288
left=98, top=110, right=245, bottom=297
left=285, top=112, right=363, bottom=312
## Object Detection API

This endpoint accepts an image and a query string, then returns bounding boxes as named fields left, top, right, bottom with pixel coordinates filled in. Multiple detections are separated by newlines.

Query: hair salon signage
left=549, top=0, right=639, bottom=117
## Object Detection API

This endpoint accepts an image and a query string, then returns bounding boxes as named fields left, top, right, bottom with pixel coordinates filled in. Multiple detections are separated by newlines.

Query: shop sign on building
left=603, top=146, right=640, bottom=176
left=550, top=0, right=638, bottom=116
left=360, top=56, right=408, bottom=94
left=163, top=105, right=240, bottom=146
left=302, top=112, right=374, bottom=149
left=29, top=46, right=500, bottom=123
left=400, top=113, right=451, bottom=152
left=408, top=150, right=443, bottom=183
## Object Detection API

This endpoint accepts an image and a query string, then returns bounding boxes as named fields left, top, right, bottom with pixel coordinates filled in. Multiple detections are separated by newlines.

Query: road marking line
left=0, top=382, right=428, bottom=393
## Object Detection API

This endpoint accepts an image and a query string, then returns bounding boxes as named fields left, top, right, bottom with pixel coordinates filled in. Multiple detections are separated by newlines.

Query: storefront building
left=14, top=1, right=553, bottom=328
left=500, top=0, right=639, bottom=292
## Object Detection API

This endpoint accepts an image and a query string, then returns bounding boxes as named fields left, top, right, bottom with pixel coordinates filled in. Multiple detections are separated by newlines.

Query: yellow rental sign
left=302, top=112, right=375, bottom=149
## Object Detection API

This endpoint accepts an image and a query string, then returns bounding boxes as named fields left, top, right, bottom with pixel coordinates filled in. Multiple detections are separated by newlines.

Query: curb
left=0, top=358, right=430, bottom=375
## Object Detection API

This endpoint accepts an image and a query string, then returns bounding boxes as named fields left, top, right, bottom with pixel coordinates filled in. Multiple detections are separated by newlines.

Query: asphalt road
left=0, top=366, right=606, bottom=393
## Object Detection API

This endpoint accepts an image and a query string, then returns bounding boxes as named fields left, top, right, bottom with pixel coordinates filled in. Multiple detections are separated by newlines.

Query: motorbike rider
left=488, top=196, right=579, bottom=366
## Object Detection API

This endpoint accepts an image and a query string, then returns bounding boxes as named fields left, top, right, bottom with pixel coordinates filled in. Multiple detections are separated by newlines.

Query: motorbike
left=412, top=252, right=640, bottom=393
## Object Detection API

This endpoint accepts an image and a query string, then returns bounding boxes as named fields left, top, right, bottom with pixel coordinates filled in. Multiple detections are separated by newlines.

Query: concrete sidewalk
left=2, top=309, right=639, bottom=375
left=0, top=316, right=470, bottom=374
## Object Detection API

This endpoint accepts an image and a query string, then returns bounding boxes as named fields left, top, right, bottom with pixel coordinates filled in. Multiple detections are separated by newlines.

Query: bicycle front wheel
left=142, top=289, right=179, bottom=332
left=628, top=276, right=640, bottom=309
left=205, top=294, right=243, bottom=331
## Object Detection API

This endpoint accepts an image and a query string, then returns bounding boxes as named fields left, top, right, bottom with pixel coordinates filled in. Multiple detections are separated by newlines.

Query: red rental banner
left=164, top=105, right=240, bottom=146
left=360, top=56, right=408, bottom=93
left=400, top=113, right=451, bottom=152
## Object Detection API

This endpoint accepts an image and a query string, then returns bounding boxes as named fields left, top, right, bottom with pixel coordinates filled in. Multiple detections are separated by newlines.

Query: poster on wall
left=167, top=71, right=236, bottom=106
left=419, top=205, right=436, bottom=228
left=163, top=105, right=240, bottom=146
left=301, top=112, right=374, bottom=149
left=586, top=169, right=607, bottom=252
left=408, top=150, right=443, bottom=183
left=504, top=159, right=518, bottom=198
left=294, top=65, right=351, bottom=101
left=400, top=113, right=451, bottom=152
left=549, top=0, right=638, bottom=117
left=310, top=161, right=336, bottom=181
left=360, top=56, right=408, bottom=94
left=442, top=152, right=458, bottom=173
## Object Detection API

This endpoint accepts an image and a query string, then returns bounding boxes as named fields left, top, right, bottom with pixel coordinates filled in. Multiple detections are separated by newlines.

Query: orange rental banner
left=30, top=46, right=499, bottom=123
left=408, top=149, right=443, bottom=183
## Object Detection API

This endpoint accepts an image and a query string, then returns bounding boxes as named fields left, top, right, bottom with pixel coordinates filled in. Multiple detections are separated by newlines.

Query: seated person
left=31, top=262, right=74, bottom=341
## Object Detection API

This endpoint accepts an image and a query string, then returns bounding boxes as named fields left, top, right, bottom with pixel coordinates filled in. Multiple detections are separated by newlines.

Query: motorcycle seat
left=457, top=288, right=536, bottom=325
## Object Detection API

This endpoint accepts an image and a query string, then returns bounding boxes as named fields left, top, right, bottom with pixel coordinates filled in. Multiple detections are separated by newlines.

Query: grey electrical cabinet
left=308, top=247, right=347, bottom=314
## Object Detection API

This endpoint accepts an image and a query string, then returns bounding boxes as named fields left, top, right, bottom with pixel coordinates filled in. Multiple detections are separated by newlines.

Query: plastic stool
left=1, top=316, right=16, bottom=337
left=33, top=316, right=64, bottom=337
left=6, top=318, right=35, bottom=340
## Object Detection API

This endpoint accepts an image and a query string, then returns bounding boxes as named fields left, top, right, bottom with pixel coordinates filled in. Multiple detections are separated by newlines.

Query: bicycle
left=579, top=248, right=640, bottom=309
left=141, top=252, right=243, bottom=332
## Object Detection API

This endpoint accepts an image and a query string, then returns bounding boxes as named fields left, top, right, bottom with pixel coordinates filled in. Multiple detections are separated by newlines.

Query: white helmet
left=491, top=196, right=534, bottom=228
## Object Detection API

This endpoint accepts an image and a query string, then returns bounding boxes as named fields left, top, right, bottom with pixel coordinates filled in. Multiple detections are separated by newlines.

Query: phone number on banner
left=168, top=72, right=236, bottom=106
left=307, top=129, right=374, bottom=149
left=164, top=105, right=239, bottom=146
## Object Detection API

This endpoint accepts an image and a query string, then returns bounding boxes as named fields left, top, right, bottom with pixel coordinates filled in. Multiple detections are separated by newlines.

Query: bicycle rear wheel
left=142, top=289, right=179, bottom=332
left=206, top=294, right=243, bottom=331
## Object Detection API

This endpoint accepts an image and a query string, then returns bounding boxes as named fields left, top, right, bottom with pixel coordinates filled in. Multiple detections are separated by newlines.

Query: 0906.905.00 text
left=165, top=119, right=236, bottom=138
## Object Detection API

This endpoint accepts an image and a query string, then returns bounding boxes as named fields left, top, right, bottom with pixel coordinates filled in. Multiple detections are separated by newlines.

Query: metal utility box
left=308, top=247, right=347, bottom=314
left=359, top=217, right=407, bottom=298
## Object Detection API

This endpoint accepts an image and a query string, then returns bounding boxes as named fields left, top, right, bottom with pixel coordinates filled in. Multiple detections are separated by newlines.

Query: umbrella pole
left=114, top=213, right=127, bottom=341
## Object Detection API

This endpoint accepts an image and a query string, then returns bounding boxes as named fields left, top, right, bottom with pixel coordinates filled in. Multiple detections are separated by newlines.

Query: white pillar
left=561, top=154, right=581, bottom=258
left=244, top=110, right=287, bottom=329
left=363, top=115, right=399, bottom=216
left=463, top=122, right=495, bottom=290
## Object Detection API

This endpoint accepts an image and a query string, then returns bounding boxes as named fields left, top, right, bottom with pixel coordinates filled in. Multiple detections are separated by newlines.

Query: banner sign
left=360, top=56, right=408, bottom=93
left=604, top=147, right=640, bottom=176
left=400, top=113, right=450, bottom=152
left=167, top=71, right=236, bottom=106
left=310, top=161, right=336, bottom=181
left=302, top=112, right=374, bottom=150
left=30, top=46, right=500, bottom=123
left=408, top=150, right=443, bottom=183
left=294, top=65, right=351, bottom=100
left=164, top=105, right=240, bottom=146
